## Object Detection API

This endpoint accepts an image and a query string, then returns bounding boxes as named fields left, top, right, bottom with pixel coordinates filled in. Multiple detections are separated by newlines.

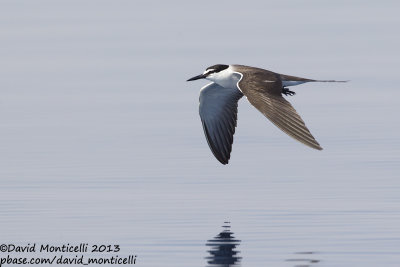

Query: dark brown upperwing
left=235, top=66, right=322, bottom=150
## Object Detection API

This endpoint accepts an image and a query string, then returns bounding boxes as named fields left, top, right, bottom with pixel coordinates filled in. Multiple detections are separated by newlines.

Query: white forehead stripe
left=203, top=69, right=215, bottom=75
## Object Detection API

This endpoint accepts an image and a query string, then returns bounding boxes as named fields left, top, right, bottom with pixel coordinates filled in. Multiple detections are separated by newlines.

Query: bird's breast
left=207, top=73, right=241, bottom=90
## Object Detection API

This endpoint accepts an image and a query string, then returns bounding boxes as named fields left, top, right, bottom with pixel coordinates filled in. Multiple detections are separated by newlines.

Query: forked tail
left=314, top=80, right=349, bottom=83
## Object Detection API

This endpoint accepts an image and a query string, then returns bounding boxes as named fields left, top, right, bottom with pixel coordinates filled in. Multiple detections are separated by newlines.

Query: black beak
left=187, top=74, right=206, bottom=81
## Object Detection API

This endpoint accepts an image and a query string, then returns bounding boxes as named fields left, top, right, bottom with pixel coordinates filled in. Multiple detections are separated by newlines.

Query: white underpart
left=205, top=65, right=241, bottom=89
left=282, top=80, right=307, bottom=87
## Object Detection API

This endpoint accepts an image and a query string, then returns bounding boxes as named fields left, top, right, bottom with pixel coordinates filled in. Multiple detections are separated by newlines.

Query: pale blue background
left=0, top=1, right=399, bottom=266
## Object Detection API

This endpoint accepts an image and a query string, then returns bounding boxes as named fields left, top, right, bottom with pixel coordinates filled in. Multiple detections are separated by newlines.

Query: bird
left=187, top=64, right=346, bottom=165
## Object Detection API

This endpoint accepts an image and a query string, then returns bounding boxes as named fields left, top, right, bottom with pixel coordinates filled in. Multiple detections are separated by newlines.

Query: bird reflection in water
left=205, top=222, right=241, bottom=267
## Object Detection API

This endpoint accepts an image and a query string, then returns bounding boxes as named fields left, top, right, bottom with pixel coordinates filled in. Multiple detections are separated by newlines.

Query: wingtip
left=304, top=141, right=323, bottom=151
left=313, top=144, right=323, bottom=150
left=217, top=158, right=230, bottom=165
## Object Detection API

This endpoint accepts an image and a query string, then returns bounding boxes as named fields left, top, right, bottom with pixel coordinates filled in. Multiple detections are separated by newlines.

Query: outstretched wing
left=236, top=68, right=322, bottom=150
left=199, top=82, right=243, bottom=164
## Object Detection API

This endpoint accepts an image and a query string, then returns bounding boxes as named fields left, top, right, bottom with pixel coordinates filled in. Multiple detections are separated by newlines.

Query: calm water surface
left=0, top=1, right=400, bottom=266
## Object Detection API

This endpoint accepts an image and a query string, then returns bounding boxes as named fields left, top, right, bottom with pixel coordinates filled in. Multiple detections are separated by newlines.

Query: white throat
left=205, top=66, right=240, bottom=89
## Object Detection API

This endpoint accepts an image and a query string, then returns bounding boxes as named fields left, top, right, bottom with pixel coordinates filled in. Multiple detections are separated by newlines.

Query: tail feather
left=314, top=80, right=349, bottom=83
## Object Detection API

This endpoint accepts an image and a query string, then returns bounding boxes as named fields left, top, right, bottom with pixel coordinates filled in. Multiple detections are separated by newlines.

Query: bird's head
left=187, top=64, right=229, bottom=82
